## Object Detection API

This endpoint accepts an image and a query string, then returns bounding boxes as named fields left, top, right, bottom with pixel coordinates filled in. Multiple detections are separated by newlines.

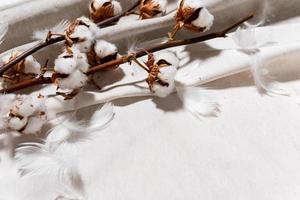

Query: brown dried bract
left=2, top=53, right=36, bottom=86
left=139, top=0, right=163, bottom=20
left=89, top=0, right=115, bottom=23
left=145, top=53, right=170, bottom=91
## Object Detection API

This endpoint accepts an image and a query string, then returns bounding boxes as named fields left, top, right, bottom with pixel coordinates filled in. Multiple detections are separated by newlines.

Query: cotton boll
left=8, top=117, right=28, bottom=131
left=77, top=16, right=101, bottom=37
left=154, top=51, right=180, bottom=69
left=57, top=70, right=88, bottom=90
left=54, top=53, right=77, bottom=75
left=171, top=0, right=214, bottom=39
left=159, top=66, right=178, bottom=80
left=94, top=40, right=118, bottom=59
left=112, top=1, right=122, bottom=15
left=73, top=40, right=93, bottom=53
left=24, top=55, right=41, bottom=75
left=71, top=25, right=94, bottom=42
left=74, top=52, right=90, bottom=73
left=0, top=94, right=16, bottom=116
left=182, top=0, right=205, bottom=9
left=191, top=7, right=214, bottom=32
left=30, top=94, right=47, bottom=113
left=152, top=66, right=177, bottom=98
left=152, top=80, right=175, bottom=98
left=71, top=26, right=94, bottom=52
left=22, top=116, right=45, bottom=135
left=0, top=94, right=16, bottom=130
left=140, top=0, right=167, bottom=19
left=89, top=0, right=122, bottom=23
left=12, top=96, right=36, bottom=117
left=92, top=0, right=109, bottom=9
left=117, top=14, right=139, bottom=25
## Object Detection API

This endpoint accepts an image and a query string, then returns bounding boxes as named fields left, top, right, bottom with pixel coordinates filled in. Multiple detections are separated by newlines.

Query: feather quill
left=0, top=22, right=8, bottom=45
left=176, top=86, right=220, bottom=119
left=32, top=19, right=70, bottom=41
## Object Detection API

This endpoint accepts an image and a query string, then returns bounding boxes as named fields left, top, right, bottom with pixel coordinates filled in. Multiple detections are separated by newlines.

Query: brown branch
left=88, top=14, right=254, bottom=74
left=0, top=76, right=52, bottom=94
left=0, top=14, right=253, bottom=94
left=0, top=0, right=141, bottom=76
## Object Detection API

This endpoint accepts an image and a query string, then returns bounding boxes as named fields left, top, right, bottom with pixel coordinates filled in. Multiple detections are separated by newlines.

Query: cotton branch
left=0, top=0, right=141, bottom=76
left=87, top=14, right=254, bottom=74
left=0, top=14, right=253, bottom=94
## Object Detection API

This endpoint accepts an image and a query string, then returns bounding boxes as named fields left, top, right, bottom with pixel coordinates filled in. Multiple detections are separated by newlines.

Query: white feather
left=15, top=142, right=83, bottom=200
left=0, top=22, right=8, bottom=45
left=14, top=103, right=114, bottom=199
left=233, top=26, right=288, bottom=95
left=63, top=102, right=115, bottom=134
left=176, top=86, right=220, bottom=119
left=32, top=19, right=70, bottom=41
left=251, top=55, right=288, bottom=96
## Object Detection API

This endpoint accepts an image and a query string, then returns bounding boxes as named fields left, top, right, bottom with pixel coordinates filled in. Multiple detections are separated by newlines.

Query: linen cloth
left=1, top=0, right=300, bottom=200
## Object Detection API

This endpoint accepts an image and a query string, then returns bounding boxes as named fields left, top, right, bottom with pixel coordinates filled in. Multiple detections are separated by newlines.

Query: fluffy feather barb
left=176, top=86, right=220, bottom=119
left=15, top=103, right=115, bottom=199
left=32, top=20, right=70, bottom=41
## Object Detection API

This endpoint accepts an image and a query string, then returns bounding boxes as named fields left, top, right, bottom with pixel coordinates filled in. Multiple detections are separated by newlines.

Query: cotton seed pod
left=154, top=51, right=180, bottom=69
left=177, top=0, right=214, bottom=32
left=2, top=53, right=41, bottom=86
left=56, top=70, right=88, bottom=90
left=145, top=51, right=180, bottom=98
left=88, top=40, right=119, bottom=66
left=64, top=19, right=96, bottom=52
left=54, top=51, right=78, bottom=75
left=89, top=0, right=122, bottom=23
left=23, top=55, right=42, bottom=75
left=11, top=98, right=36, bottom=118
left=0, top=94, right=16, bottom=130
left=8, top=116, right=28, bottom=131
left=31, top=93, right=47, bottom=113
left=70, top=25, right=94, bottom=52
left=152, top=52, right=179, bottom=97
left=94, top=40, right=118, bottom=60
left=152, top=77, right=175, bottom=98
left=169, top=0, right=214, bottom=39
left=22, top=116, right=45, bottom=135
left=139, top=0, right=167, bottom=19
left=74, top=50, right=90, bottom=73
left=77, top=16, right=102, bottom=37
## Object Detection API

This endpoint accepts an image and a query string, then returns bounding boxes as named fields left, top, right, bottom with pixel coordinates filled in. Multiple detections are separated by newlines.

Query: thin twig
left=0, top=0, right=141, bottom=76
left=0, top=14, right=253, bottom=94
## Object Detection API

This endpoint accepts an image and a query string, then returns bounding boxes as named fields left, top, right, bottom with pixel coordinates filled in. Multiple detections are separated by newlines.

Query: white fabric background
left=1, top=0, right=300, bottom=200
